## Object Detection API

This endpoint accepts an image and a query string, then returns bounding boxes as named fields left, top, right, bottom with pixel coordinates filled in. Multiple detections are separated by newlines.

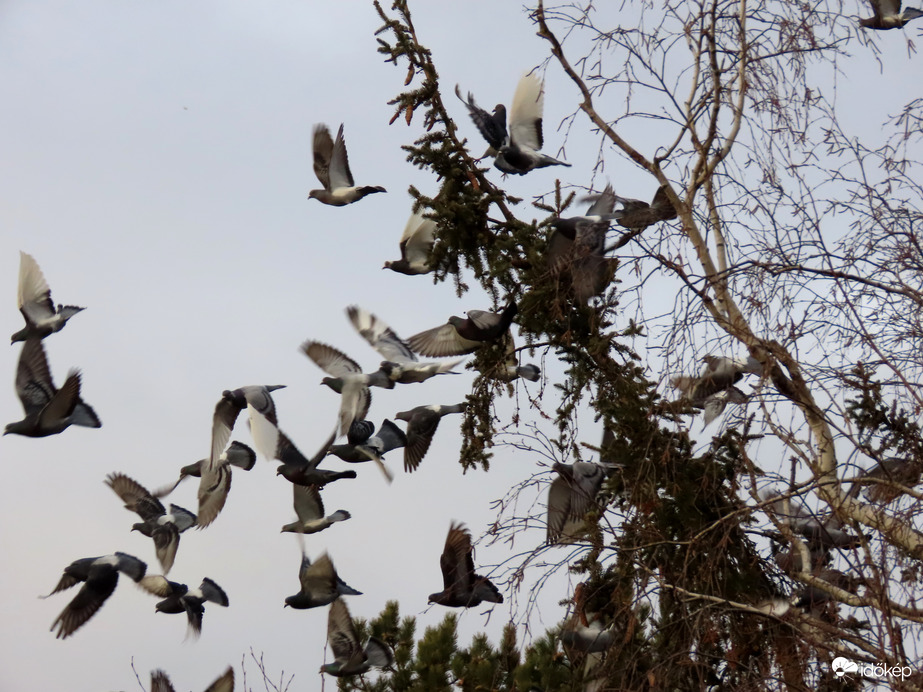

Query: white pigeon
left=383, top=206, right=436, bottom=275
left=346, top=305, right=463, bottom=384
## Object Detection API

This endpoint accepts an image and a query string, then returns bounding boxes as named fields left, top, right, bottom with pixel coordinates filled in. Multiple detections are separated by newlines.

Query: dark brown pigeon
left=407, top=302, right=518, bottom=357
left=45, top=553, right=146, bottom=639
left=308, top=124, right=386, bottom=206
left=150, top=666, right=234, bottom=692
left=395, top=404, right=466, bottom=472
left=320, top=598, right=394, bottom=677
left=4, top=338, right=101, bottom=437
left=11, top=251, right=85, bottom=343
left=284, top=551, right=362, bottom=610
left=139, top=575, right=229, bottom=638
left=428, top=523, right=503, bottom=608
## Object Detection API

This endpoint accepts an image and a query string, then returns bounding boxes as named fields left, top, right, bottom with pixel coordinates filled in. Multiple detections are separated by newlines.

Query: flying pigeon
left=150, top=667, right=234, bottom=692
left=4, top=338, right=101, bottom=437
left=139, top=575, right=229, bottom=639
left=320, top=598, right=395, bottom=677
left=153, top=441, right=257, bottom=529
left=383, top=206, right=436, bottom=275
left=406, top=302, right=518, bottom=357
left=281, top=485, right=351, bottom=534
left=672, top=355, right=762, bottom=426
left=301, top=340, right=394, bottom=437
left=456, top=74, right=571, bottom=175
left=105, top=473, right=197, bottom=574
left=247, top=405, right=356, bottom=487
left=346, top=305, right=463, bottom=384
left=308, top=124, right=386, bottom=206
left=546, top=462, right=606, bottom=545
left=11, top=251, right=85, bottom=343
left=546, top=185, right=620, bottom=303
left=491, top=332, right=541, bottom=382
left=284, top=551, right=362, bottom=610
left=793, top=569, right=859, bottom=611
left=44, top=553, right=147, bottom=639
left=394, top=403, right=466, bottom=472
left=761, top=488, right=863, bottom=555
left=610, top=185, right=678, bottom=231
left=851, top=457, right=921, bottom=504
left=428, top=522, right=503, bottom=608
left=859, top=0, right=923, bottom=28
left=560, top=582, right=614, bottom=656
left=208, top=385, right=285, bottom=475
left=327, top=418, right=406, bottom=483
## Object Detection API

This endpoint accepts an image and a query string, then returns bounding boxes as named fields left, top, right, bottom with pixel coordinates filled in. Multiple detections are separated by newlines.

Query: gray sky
left=0, top=1, right=918, bottom=690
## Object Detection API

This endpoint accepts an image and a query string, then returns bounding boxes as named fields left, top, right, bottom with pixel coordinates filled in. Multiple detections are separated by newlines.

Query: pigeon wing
left=454, top=85, right=508, bottom=150
left=203, top=667, right=235, bottom=692
left=508, top=74, right=544, bottom=151
left=17, top=252, right=55, bottom=325
left=292, top=484, right=325, bottom=524
left=50, top=565, right=119, bottom=639
left=312, top=124, right=335, bottom=191
left=37, top=369, right=82, bottom=427
left=15, top=339, right=56, bottom=414
left=402, top=409, right=440, bottom=472
left=407, top=322, right=481, bottom=357
left=347, top=305, right=416, bottom=363
left=301, top=341, right=363, bottom=377
left=327, top=598, right=362, bottom=662
left=105, top=473, right=166, bottom=521
left=328, top=123, right=355, bottom=190
left=196, top=465, right=231, bottom=529
left=150, top=671, right=176, bottom=692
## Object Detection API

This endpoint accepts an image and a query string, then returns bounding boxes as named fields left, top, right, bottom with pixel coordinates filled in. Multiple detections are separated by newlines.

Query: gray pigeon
left=105, top=473, right=197, bottom=574
left=4, top=338, right=101, bottom=437
left=672, top=355, right=762, bottom=426
left=139, top=575, right=229, bottom=639
left=546, top=462, right=606, bottom=545
left=860, top=0, right=923, bottom=28
left=11, top=251, right=85, bottom=343
left=852, top=457, right=920, bottom=504
left=247, top=405, right=357, bottom=487
left=301, top=340, right=394, bottom=438
left=150, top=667, right=234, bottom=692
left=281, top=485, right=351, bottom=534
left=320, top=598, right=395, bottom=677
left=153, top=441, right=257, bottom=529
left=383, top=206, right=436, bottom=275
left=284, top=551, right=362, bottom=610
left=495, top=332, right=541, bottom=382
left=44, top=553, right=147, bottom=639
left=327, top=418, right=406, bottom=483
left=547, top=185, right=620, bottom=304
left=456, top=74, right=571, bottom=175
left=308, top=124, right=386, bottom=206
left=208, top=385, right=285, bottom=475
left=347, top=305, right=463, bottom=384
left=428, top=522, right=503, bottom=608
left=406, top=302, right=518, bottom=357
left=395, top=403, right=466, bottom=472
left=761, top=488, right=863, bottom=554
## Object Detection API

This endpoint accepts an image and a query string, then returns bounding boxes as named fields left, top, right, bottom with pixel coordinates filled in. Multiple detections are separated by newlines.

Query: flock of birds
left=9, top=14, right=922, bottom=681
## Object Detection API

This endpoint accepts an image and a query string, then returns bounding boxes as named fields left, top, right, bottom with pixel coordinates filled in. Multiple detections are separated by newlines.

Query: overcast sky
left=0, top=2, right=918, bottom=690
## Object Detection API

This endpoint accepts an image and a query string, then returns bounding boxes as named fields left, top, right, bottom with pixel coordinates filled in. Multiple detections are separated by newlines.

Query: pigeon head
left=321, top=377, right=344, bottom=393
left=308, top=190, right=323, bottom=201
